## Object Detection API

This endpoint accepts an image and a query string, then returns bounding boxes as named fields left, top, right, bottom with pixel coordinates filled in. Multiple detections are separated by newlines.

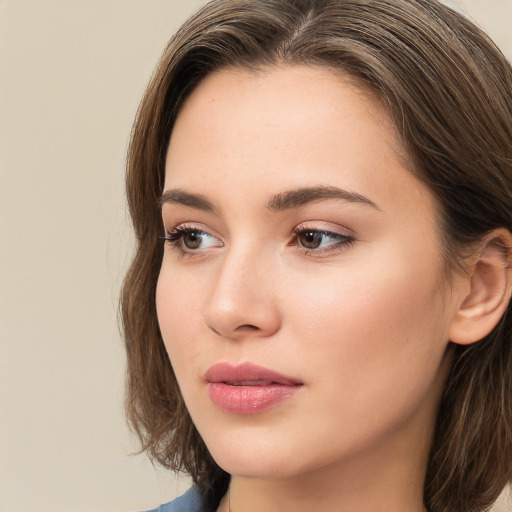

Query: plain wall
left=0, top=1, right=511, bottom=511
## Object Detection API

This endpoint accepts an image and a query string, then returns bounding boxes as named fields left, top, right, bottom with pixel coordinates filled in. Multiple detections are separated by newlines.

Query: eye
left=293, top=226, right=355, bottom=254
left=164, top=225, right=222, bottom=253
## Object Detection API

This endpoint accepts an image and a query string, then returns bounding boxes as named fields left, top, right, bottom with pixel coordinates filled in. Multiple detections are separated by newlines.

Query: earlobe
left=449, top=229, right=512, bottom=346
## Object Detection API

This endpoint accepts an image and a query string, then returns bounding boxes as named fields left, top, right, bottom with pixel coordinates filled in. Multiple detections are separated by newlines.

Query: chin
left=199, top=428, right=308, bottom=479
left=213, top=452, right=303, bottom=480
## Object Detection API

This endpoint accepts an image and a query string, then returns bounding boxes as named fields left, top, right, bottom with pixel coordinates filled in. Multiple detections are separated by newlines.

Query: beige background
left=0, top=1, right=511, bottom=511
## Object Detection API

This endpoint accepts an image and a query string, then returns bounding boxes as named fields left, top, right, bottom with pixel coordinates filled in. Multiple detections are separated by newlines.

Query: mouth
left=205, top=362, right=303, bottom=415
left=224, top=380, right=275, bottom=386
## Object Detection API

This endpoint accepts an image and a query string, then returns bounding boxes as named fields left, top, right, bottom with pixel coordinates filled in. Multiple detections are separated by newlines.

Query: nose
left=202, top=246, right=281, bottom=340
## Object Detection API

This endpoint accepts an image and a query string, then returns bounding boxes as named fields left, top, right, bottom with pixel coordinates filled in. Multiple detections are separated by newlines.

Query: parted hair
left=121, top=1, right=512, bottom=510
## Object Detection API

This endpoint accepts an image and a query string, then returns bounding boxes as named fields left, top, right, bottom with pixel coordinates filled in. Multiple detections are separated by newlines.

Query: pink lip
left=205, top=362, right=303, bottom=415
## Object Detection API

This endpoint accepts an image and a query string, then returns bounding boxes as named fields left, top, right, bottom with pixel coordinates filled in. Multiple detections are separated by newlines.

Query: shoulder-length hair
left=121, top=1, right=512, bottom=510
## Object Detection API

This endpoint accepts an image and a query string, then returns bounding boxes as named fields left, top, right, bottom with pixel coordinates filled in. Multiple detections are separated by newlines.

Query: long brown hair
left=121, top=1, right=512, bottom=510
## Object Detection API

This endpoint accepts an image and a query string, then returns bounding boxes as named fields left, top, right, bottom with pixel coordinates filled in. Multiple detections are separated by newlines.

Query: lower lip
left=207, top=382, right=301, bottom=415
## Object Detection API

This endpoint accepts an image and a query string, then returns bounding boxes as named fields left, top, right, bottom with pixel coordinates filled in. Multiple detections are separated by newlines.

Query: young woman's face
left=157, top=66, right=459, bottom=480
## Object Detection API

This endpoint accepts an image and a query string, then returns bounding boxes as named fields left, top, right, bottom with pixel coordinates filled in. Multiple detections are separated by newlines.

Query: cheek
left=288, top=253, right=444, bottom=338
left=268, top=262, right=449, bottom=466
left=284, top=249, right=449, bottom=407
left=155, top=266, right=205, bottom=374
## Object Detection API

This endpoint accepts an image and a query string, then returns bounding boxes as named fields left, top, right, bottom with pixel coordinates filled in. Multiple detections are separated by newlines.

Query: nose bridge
left=203, top=238, right=280, bottom=339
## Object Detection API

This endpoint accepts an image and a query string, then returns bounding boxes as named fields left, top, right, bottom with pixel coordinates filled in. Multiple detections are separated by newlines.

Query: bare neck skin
left=222, top=444, right=429, bottom=512
left=216, top=348, right=448, bottom=512
left=217, top=431, right=434, bottom=512
left=158, top=65, right=462, bottom=512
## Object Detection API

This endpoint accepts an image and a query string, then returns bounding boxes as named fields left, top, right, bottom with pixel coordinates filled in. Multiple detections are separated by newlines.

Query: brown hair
left=121, top=1, right=512, bottom=510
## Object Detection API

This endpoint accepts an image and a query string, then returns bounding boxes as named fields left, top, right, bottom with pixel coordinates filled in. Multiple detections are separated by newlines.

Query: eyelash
left=163, top=225, right=199, bottom=243
left=163, top=225, right=355, bottom=257
left=291, top=226, right=355, bottom=256
left=163, top=225, right=217, bottom=256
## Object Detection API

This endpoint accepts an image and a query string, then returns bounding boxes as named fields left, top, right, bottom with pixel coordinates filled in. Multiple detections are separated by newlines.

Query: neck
left=216, top=348, right=452, bottom=512
left=221, top=415, right=434, bottom=512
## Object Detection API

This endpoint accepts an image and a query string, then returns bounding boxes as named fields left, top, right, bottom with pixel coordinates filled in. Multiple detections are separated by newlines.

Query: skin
left=156, top=65, right=468, bottom=512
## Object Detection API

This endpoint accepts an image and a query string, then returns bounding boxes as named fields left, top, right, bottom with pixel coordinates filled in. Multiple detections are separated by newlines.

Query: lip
left=205, top=362, right=303, bottom=415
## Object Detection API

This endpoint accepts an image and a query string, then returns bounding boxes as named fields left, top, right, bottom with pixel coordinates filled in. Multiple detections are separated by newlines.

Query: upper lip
left=205, top=362, right=302, bottom=386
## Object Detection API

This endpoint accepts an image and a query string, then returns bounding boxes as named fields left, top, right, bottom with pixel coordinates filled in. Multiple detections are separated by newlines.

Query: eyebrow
left=159, top=185, right=380, bottom=213
left=266, top=186, right=380, bottom=211
left=160, top=189, right=218, bottom=213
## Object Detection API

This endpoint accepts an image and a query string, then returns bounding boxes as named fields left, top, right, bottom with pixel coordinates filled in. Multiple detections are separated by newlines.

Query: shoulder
left=140, top=487, right=204, bottom=512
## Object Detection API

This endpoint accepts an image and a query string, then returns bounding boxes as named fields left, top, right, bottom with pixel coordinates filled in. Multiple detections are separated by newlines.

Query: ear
left=449, top=228, right=512, bottom=346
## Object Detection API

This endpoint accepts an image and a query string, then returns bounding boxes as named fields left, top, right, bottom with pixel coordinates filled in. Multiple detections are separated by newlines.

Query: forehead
left=171, top=65, right=394, bottom=152
left=165, top=65, right=430, bottom=212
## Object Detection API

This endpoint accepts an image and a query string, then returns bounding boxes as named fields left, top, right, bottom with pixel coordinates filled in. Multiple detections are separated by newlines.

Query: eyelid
left=293, top=221, right=354, bottom=238
left=163, top=222, right=223, bottom=255
left=164, top=221, right=221, bottom=238
left=162, top=220, right=355, bottom=258
left=291, top=221, right=356, bottom=255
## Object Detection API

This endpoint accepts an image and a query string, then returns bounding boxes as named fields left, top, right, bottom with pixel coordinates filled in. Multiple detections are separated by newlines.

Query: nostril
left=206, top=323, right=259, bottom=336
left=236, top=324, right=259, bottom=332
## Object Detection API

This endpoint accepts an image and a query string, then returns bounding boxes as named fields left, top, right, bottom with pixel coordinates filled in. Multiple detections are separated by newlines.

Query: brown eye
left=164, top=227, right=221, bottom=253
left=298, top=231, right=323, bottom=249
left=183, top=231, right=203, bottom=249
left=293, top=228, right=355, bottom=253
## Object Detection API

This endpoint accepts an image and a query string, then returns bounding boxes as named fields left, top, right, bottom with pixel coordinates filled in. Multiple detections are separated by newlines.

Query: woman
left=121, top=0, right=512, bottom=511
